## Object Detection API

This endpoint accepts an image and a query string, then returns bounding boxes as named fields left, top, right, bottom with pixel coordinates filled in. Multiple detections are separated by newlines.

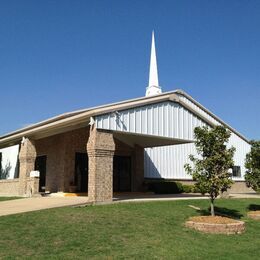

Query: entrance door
left=75, top=153, right=88, bottom=192
left=113, top=156, right=131, bottom=192
left=35, top=155, right=47, bottom=192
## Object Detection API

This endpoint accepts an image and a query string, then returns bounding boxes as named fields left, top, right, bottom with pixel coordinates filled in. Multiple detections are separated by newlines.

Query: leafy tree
left=245, top=140, right=260, bottom=192
left=185, top=126, right=235, bottom=216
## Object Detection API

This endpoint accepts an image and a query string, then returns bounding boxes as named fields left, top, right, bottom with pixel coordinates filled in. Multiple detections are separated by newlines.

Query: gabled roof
left=0, top=89, right=250, bottom=148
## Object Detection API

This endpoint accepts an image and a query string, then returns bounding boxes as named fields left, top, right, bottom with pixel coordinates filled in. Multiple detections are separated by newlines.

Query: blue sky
left=0, top=0, right=259, bottom=139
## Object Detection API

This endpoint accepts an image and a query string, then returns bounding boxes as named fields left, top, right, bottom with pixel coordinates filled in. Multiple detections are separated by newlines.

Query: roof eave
left=0, top=89, right=250, bottom=147
left=0, top=92, right=176, bottom=147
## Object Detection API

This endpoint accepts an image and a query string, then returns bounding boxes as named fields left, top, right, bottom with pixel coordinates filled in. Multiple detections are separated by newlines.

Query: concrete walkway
left=113, top=193, right=208, bottom=203
left=229, top=193, right=260, bottom=199
left=0, top=196, right=88, bottom=217
left=113, top=193, right=260, bottom=202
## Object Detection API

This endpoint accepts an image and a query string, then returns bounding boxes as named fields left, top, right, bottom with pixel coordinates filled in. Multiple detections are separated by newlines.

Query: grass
left=0, top=196, right=22, bottom=202
left=0, top=199, right=259, bottom=259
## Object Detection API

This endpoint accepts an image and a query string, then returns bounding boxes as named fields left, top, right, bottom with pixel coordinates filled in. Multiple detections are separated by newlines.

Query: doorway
left=35, top=155, right=47, bottom=192
left=113, top=155, right=132, bottom=192
left=75, top=153, right=88, bottom=192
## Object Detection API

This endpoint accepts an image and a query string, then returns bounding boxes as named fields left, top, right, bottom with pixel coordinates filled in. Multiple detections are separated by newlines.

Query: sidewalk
left=229, top=193, right=260, bottom=199
left=0, top=196, right=88, bottom=217
left=113, top=193, right=208, bottom=203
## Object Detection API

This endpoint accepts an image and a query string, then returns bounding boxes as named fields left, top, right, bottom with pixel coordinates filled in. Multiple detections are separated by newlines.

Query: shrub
left=182, top=185, right=192, bottom=193
left=145, top=180, right=206, bottom=194
left=182, top=184, right=206, bottom=194
left=147, top=181, right=184, bottom=194
left=191, top=185, right=206, bottom=195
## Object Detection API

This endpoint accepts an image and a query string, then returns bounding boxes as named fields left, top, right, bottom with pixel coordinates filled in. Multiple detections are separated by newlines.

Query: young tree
left=245, top=140, right=260, bottom=192
left=185, top=125, right=235, bottom=216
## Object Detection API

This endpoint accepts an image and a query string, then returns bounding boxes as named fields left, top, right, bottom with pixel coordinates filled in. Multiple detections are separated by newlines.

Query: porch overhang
left=112, top=131, right=193, bottom=148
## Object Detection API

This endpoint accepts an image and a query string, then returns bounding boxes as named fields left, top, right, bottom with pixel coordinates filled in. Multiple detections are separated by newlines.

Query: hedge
left=147, top=181, right=184, bottom=194
left=146, top=180, right=204, bottom=194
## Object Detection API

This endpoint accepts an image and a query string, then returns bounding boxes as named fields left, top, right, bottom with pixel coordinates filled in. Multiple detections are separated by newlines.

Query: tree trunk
left=210, top=199, right=215, bottom=216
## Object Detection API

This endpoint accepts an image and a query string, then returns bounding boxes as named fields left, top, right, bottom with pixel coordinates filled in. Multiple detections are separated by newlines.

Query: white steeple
left=146, top=31, right=162, bottom=97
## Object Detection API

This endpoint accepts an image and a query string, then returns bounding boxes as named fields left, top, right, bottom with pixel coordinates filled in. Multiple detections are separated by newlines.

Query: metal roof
left=0, top=89, right=250, bottom=147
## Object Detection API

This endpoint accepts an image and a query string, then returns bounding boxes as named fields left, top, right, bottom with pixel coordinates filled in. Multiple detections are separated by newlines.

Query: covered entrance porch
left=13, top=124, right=191, bottom=203
left=86, top=126, right=192, bottom=203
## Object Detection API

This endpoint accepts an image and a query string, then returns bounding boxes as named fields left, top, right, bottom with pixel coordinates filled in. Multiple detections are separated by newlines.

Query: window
left=232, top=166, right=241, bottom=177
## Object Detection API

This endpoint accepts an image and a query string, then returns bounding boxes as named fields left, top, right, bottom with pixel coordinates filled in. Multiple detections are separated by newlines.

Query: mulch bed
left=247, top=211, right=260, bottom=220
left=188, top=216, right=239, bottom=224
left=185, top=216, right=245, bottom=234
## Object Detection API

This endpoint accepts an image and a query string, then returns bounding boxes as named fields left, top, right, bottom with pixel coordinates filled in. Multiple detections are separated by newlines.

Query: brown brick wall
left=0, top=179, right=20, bottom=196
left=32, top=127, right=145, bottom=197
left=35, top=127, right=89, bottom=193
left=36, top=134, right=65, bottom=192
left=178, top=179, right=254, bottom=193
left=19, top=138, right=36, bottom=195
left=26, top=177, right=40, bottom=196
left=87, top=128, right=115, bottom=203
left=63, top=127, right=89, bottom=191
left=228, top=181, right=254, bottom=193
left=0, top=138, right=38, bottom=197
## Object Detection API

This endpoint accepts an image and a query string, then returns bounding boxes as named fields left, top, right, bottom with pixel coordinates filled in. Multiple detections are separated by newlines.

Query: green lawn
left=0, top=199, right=259, bottom=259
left=0, top=196, right=21, bottom=202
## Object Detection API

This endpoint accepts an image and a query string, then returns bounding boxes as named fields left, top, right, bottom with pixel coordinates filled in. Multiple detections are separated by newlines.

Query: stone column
left=18, top=138, right=37, bottom=196
left=26, top=176, right=40, bottom=197
left=87, top=127, right=115, bottom=203
left=132, top=145, right=144, bottom=192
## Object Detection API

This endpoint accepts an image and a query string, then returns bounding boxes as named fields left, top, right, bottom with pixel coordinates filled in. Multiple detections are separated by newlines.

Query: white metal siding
left=144, top=134, right=251, bottom=181
left=144, top=143, right=197, bottom=179
left=96, top=96, right=250, bottom=181
left=228, top=133, right=251, bottom=180
left=144, top=95, right=251, bottom=181
left=178, top=95, right=220, bottom=126
left=95, top=101, right=206, bottom=140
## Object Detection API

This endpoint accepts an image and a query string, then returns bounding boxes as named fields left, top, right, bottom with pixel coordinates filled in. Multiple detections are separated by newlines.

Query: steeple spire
left=146, top=31, right=162, bottom=96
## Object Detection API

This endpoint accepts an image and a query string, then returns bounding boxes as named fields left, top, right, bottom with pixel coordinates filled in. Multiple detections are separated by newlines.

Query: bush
left=191, top=185, right=207, bottom=195
left=145, top=180, right=206, bottom=194
left=182, top=185, right=192, bottom=193
left=182, top=184, right=206, bottom=194
left=148, top=181, right=184, bottom=194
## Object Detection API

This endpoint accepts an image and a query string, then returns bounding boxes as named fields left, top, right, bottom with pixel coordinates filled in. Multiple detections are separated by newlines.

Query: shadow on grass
left=248, top=204, right=260, bottom=211
left=198, top=207, right=243, bottom=219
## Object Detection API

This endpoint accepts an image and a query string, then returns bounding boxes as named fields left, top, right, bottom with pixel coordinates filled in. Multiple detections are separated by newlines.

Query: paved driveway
left=0, top=196, right=88, bottom=217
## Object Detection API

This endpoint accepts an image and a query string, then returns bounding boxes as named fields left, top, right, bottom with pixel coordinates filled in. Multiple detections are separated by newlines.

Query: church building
left=0, top=32, right=252, bottom=202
